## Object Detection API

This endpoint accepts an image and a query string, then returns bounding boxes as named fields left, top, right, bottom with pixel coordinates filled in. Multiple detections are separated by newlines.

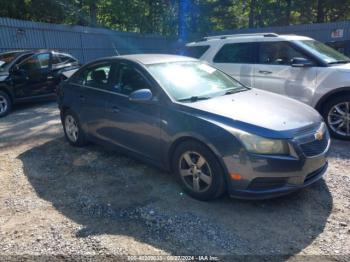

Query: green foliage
left=1, top=0, right=350, bottom=38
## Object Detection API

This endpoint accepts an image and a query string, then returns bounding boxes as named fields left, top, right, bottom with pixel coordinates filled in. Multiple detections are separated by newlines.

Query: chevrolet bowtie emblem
left=314, top=130, right=324, bottom=141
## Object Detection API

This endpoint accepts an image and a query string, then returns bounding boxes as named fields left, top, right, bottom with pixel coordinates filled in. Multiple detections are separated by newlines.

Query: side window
left=14, top=54, right=33, bottom=65
left=114, top=65, right=152, bottom=96
left=259, top=41, right=311, bottom=65
left=213, top=42, right=256, bottom=63
left=59, top=54, right=77, bottom=64
left=52, top=54, right=77, bottom=67
left=37, top=53, right=50, bottom=69
left=18, top=55, right=39, bottom=71
left=71, top=64, right=112, bottom=90
left=183, top=45, right=210, bottom=58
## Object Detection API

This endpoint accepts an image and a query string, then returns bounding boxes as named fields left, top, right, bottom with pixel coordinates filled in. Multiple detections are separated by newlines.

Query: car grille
left=299, top=131, right=329, bottom=157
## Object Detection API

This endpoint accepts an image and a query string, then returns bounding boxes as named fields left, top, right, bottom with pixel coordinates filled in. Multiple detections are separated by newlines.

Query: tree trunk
left=285, top=0, right=291, bottom=25
left=178, top=0, right=188, bottom=41
left=90, top=2, right=97, bottom=26
left=317, top=0, right=325, bottom=23
left=249, top=0, right=256, bottom=28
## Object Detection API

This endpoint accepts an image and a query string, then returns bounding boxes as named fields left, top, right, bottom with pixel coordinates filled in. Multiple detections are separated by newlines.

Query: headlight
left=232, top=130, right=290, bottom=155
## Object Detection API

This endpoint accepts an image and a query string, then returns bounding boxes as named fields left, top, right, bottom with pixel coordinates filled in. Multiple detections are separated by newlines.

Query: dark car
left=0, top=50, right=79, bottom=117
left=57, top=54, right=330, bottom=201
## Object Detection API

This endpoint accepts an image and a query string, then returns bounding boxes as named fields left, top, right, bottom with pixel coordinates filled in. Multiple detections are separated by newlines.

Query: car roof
left=0, top=49, right=73, bottom=56
left=187, top=34, right=313, bottom=46
left=116, top=54, right=197, bottom=65
left=0, top=50, right=29, bottom=56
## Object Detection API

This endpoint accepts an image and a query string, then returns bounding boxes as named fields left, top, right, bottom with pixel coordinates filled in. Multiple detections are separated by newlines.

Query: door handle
left=79, top=95, right=85, bottom=101
left=258, top=70, right=273, bottom=75
left=47, top=76, right=54, bottom=80
left=111, top=106, right=120, bottom=113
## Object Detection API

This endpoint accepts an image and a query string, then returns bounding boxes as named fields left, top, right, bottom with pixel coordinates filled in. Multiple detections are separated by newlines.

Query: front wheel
left=323, top=95, right=350, bottom=140
left=172, top=141, right=226, bottom=201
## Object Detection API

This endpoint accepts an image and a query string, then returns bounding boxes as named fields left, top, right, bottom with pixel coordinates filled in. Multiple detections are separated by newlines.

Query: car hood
left=181, top=89, right=322, bottom=138
left=331, top=62, right=350, bottom=72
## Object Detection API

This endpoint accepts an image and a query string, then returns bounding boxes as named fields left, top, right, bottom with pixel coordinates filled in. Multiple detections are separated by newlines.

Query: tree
left=2, top=0, right=350, bottom=38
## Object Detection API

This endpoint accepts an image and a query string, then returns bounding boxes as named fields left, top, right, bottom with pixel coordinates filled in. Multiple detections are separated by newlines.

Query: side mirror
left=291, top=57, right=313, bottom=67
left=129, top=89, right=153, bottom=103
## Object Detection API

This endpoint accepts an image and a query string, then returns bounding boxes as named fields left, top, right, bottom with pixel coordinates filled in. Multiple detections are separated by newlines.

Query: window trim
left=71, top=82, right=130, bottom=98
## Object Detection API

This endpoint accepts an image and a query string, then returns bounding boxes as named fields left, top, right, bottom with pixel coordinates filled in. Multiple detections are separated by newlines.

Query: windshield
left=294, top=40, right=350, bottom=64
left=0, top=53, right=18, bottom=71
left=147, top=61, right=247, bottom=102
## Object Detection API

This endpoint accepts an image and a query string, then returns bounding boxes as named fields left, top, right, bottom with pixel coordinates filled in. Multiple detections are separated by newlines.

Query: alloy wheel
left=327, top=102, right=350, bottom=137
left=178, top=151, right=213, bottom=193
left=65, top=115, right=79, bottom=142
left=0, top=95, right=8, bottom=114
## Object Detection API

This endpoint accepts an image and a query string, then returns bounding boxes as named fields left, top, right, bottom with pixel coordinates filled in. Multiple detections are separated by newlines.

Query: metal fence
left=0, top=17, right=177, bottom=63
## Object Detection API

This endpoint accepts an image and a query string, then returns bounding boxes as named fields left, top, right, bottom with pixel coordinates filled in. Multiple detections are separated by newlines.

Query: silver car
left=186, top=33, right=350, bottom=140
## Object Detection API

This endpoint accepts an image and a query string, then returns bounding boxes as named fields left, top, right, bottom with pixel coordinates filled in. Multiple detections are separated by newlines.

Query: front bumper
left=228, top=162, right=328, bottom=199
left=223, top=132, right=330, bottom=199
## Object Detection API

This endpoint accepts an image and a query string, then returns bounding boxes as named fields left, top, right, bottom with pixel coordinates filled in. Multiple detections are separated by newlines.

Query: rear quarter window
left=213, top=42, right=256, bottom=64
left=182, top=45, right=210, bottom=58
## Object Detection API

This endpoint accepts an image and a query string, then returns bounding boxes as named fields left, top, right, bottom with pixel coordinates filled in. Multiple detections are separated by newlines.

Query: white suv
left=185, top=33, right=350, bottom=140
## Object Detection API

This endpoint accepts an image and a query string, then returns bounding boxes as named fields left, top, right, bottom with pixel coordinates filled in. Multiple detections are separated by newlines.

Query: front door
left=12, top=53, right=53, bottom=98
left=254, top=41, right=317, bottom=104
left=104, top=62, right=161, bottom=161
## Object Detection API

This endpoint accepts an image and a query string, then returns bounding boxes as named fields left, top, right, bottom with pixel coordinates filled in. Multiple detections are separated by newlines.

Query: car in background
left=58, top=54, right=329, bottom=201
left=185, top=33, right=350, bottom=140
left=0, top=49, right=79, bottom=117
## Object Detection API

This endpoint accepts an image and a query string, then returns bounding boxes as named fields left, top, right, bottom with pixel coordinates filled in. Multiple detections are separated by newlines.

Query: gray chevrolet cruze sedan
left=57, top=54, right=330, bottom=201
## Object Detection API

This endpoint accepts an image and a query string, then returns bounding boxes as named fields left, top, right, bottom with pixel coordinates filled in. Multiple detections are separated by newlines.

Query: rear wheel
left=172, top=141, right=226, bottom=201
left=0, top=91, right=12, bottom=117
left=63, top=110, right=88, bottom=146
left=323, top=95, right=350, bottom=140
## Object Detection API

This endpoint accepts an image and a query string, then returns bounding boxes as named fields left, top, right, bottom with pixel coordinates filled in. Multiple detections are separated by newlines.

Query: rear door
left=70, top=62, right=115, bottom=139
left=211, top=42, right=257, bottom=87
left=254, top=41, right=317, bottom=103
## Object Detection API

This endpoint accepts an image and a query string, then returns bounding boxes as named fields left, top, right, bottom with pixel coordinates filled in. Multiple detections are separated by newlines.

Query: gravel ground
left=0, top=101, right=349, bottom=261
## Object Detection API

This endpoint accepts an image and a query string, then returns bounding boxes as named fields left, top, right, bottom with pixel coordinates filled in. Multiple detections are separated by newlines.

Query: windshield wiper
left=328, top=60, right=350, bottom=64
left=177, top=96, right=211, bottom=102
left=224, top=88, right=247, bottom=95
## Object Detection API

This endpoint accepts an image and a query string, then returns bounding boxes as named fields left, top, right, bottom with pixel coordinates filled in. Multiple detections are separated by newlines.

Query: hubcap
left=327, top=102, right=350, bottom=137
left=65, top=115, right=79, bottom=142
left=179, top=151, right=213, bottom=193
left=0, top=95, right=8, bottom=114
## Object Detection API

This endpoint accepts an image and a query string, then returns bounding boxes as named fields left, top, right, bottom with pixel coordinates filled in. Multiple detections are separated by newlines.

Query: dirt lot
left=0, top=101, right=349, bottom=261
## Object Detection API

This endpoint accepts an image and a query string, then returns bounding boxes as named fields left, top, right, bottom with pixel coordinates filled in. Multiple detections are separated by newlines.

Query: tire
left=63, top=110, right=88, bottom=146
left=172, top=140, right=226, bottom=201
left=0, top=91, right=12, bottom=117
left=322, top=95, right=350, bottom=140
